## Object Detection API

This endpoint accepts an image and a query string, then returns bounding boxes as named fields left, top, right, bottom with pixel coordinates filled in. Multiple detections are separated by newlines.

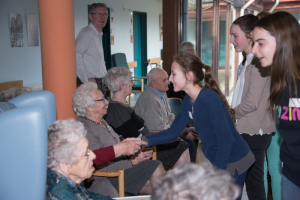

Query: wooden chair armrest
left=132, top=76, right=147, bottom=79
left=93, top=169, right=125, bottom=197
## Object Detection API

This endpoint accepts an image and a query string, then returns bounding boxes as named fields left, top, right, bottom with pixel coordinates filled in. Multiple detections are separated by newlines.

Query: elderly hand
left=113, top=138, right=147, bottom=157
left=186, top=131, right=199, bottom=140
left=131, top=150, right=153, bottom=165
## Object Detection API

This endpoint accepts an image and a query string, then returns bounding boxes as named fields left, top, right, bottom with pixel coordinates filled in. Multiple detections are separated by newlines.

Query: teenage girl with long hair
left=230, top=14, right=275, bottom=200
left=252, top=11, right=300, bottom=200
left=256, top=11, right=283, bottom=200
left=143, top=53, right=254, bottom=200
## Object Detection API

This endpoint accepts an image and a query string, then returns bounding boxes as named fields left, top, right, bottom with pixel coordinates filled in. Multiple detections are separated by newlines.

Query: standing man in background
left=76, top=3, right=108, bottom=93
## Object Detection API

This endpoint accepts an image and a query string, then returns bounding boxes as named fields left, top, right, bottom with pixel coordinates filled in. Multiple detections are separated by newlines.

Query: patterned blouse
left=46, top=169, right=111, bottom=200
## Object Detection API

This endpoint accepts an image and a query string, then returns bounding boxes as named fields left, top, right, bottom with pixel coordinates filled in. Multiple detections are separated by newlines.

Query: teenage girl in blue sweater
left=143, top=53, right=254, bottom=199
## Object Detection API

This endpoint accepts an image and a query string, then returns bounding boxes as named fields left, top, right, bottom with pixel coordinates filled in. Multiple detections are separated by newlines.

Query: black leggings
left=241, top=133, right=272, bottom=200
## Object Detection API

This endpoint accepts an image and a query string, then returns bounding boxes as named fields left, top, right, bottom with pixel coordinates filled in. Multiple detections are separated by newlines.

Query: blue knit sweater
left=145, top=87, right=251, bottom=170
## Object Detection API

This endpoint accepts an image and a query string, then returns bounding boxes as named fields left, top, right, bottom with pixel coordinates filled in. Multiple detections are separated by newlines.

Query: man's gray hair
left=47, top=118, right=87, bottom=169
left=147, top=68, right=167, bottom=85
left=104, top=67, right=132, bottom=93
left=0, top=86, right=33, bottom=102
left=152, top=163, right=240, bottom=200
left=89, top=3, right=108, bottom=14
left=72, top=82, right=98, bottom=117
left=179, top=41, right=195, bottom=53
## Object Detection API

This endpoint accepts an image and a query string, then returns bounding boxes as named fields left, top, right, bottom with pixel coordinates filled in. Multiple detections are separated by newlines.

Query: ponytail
left=173, top=53, right=236, bottom=123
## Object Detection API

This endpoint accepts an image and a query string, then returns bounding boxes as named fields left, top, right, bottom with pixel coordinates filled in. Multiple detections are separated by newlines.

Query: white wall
left=0, top=0, right=42, bottom=86
left=0, top=0, right=162, bottom=87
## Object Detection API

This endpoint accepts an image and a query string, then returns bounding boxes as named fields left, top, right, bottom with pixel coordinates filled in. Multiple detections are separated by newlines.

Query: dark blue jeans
left=241, top=133, right=272, bottom=200
left=233, top=169, right=248, bottom=200
left=282, top=174, right=300, bottom=200
left=181, top=137, right=198, bottom=163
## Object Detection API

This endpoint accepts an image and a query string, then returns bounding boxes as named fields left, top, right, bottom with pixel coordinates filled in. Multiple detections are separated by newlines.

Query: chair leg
left=196, top=140, right=201, bottom=164
left=118, top=170, right=125, bottom=197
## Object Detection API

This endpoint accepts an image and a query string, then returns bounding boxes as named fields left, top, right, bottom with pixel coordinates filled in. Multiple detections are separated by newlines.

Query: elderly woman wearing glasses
left=46, top=118, right=112, bottom=200
left=73, top=82, right=166, bottom=196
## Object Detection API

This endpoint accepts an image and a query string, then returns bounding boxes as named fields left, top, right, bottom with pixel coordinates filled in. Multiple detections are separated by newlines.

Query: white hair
left=104, top=67, right=132, bottom=92
left=179, top=41, right=195, bottom=53
left=0, top=86, right=33, bottom=102
left=152, top=163, right=240, bottom=200
left=72, top=82, right=97, bottom=117
left=47, top=119, right=87, bottom=169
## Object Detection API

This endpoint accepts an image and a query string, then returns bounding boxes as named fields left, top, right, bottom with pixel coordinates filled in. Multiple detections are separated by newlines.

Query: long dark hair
left=255, top=11, right=300, bottom=108
left=232, top=14, right=259, bottom=65
left=173, top=53, right=236, bottom=123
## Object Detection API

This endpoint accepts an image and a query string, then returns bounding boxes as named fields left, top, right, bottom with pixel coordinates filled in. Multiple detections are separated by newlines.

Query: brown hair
left=255, top=11, right=300, bottom=108
left=173, top=53, right=236, bottom=123
left=257, top=11, right=271, bottom=19
left=232, top=14, right=259, bottom=65
left=89, top=3, right=108, bottom=14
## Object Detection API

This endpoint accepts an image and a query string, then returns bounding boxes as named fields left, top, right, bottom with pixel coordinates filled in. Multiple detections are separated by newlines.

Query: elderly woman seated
left=72, top=82, right=166, bottom=196
left=152, top=163, right=240, bottom=200
left=104, top=67, right=190, bottom=170
left=46, top=118, right=112, bottom=200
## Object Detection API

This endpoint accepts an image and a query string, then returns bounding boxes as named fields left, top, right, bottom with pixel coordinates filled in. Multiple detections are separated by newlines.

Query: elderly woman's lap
left=107, top=160, right=161, bottom=195
left=86, top=177, right=119, bottom=198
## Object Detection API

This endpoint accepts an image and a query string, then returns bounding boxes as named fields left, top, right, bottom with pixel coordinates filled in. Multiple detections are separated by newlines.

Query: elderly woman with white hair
left=46, top=118, right=112, bottom=200
left=152, top=163, right=240, bottom=200
left=104, top=67, right=190, bottom=171
left=73, top=82, right=165, bottom=196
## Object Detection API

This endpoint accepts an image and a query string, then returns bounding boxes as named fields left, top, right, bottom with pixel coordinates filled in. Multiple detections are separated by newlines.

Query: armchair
left=0, top=104, right=48, bottom=200
left=9, top=90, right=56, bottom=127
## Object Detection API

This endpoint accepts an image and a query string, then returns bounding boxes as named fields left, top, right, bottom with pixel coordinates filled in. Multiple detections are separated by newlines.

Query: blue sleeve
left=145, top=97, right=191, bottom=146
left=202, top=98, right=235, bottom=170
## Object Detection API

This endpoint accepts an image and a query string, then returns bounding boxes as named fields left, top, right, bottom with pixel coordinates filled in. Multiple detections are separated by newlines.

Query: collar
left=89, top=23, right=103, bottom=36
left=245, top=53, right=254, bottom=66
left=150, top=86, right=164, bottom=99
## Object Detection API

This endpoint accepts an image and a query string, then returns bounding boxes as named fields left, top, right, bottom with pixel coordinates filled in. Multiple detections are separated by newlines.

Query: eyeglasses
left=95, top=98, right=105, bottom=102
left=91, top=13, right=109, bottom=18
left=74, top=149, right=90, bottom=158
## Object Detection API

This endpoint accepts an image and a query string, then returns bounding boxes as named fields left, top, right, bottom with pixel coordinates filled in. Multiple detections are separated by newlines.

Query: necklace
left=82, top=117, right=104, bottom=126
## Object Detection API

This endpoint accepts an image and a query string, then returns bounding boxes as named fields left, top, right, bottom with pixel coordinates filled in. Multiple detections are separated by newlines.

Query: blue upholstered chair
left=167, top=97, right=182, bottom=117
left=8, top=90, right=56, bottom=127
left=0, top=104, right=47, bottom=200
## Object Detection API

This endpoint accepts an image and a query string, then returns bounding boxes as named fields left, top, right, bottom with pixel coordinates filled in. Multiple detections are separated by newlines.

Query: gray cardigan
left=234, top=63, right=275, bottom=135
left=135, top=86, right=175, bottom=131
left=78, top=118, right=133, bottom=171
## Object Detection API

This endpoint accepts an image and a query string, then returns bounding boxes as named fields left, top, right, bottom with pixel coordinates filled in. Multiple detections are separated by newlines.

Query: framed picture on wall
left=10, top=13, right=23, bottom=47
left=27, top=14, right=39, bottom=47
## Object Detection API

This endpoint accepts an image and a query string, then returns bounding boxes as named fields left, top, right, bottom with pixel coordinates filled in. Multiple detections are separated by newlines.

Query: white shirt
left=75, top=23, right=107, bottom=83
left=231, top=53, right=254, bottom=109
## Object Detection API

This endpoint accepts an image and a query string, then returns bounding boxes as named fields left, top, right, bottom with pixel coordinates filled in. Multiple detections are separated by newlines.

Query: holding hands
left=131, top=150, right=153, bottom=165
left=113, top=138, right=147, bottom=157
